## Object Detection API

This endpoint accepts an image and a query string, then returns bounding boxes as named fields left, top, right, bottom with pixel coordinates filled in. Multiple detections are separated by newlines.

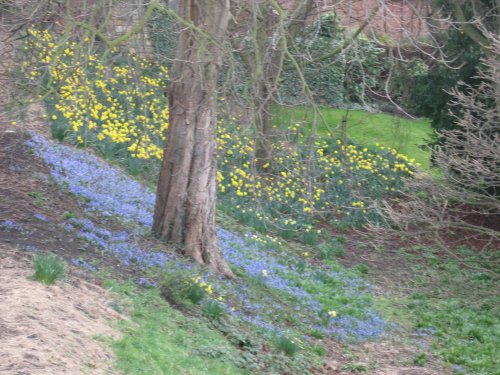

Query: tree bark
left=153, top=0, right=233, bottom=277
left=254, top=80, right=274, bottom=169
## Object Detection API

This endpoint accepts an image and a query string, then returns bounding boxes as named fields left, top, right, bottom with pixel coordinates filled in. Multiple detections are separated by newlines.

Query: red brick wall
left=334, top=0, right=430, bottom=41
left=277, top=0, right=431, bottom=42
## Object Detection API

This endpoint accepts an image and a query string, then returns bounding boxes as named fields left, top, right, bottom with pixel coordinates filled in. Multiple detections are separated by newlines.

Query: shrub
left=400, top=29, right=483, bottom=135
left=273, top=334, right=299, bottom=356
left=32, top=253, right=66, bottom=284
left=161, top=271, right=207, bottom=307
left=202, top=300, right=226, bottom=321
left=372, top=35, right=499, bottom=243
left=317, top=240, right=344, bottom=260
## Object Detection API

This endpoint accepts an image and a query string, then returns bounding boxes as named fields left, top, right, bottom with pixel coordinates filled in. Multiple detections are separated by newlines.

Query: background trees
left=372, top=32, right=499, bottom=247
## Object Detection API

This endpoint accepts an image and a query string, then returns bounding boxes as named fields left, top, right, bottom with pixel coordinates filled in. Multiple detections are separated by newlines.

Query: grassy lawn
left=274, top=106, right=433, bottom=169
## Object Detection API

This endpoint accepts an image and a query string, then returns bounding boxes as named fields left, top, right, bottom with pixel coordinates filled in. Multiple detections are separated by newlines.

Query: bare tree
left=228, top=0, right=317, bottom=169
left=152, top=0, right=234, bottom=277
left=370, top=34, right=500, bottom=247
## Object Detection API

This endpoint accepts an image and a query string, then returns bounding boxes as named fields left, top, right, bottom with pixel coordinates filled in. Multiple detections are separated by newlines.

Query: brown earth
left=0, top=243, right=123, bottom=375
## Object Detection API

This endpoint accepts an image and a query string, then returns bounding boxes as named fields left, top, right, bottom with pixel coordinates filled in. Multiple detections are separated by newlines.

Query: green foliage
left=355, top=264, right=369, bottom=275
left=110, top=279, right=323, bottom=374
left=148, top=10, right=178, bottom=66
left=28, top=191, right=49, bottom=207
left=273, top=334, right=300, bottom=357
left=399, top=29, right=484, bottom=138
left=160, top=270, right=207, bottom=306
left=310, top=329, right=325, bottom=340
left=312, top=344, right=327, bottom=357
left=32, top=253, right=66, bottom=284
left=49, top=116, right=69, bottom=141
left=110, top=281, right=246, bottom=375
left=388, top=57, right=429, bottom=114
left=413, top=352, right=427, bottom=366
left=384, top=246, right=500, bottom=374
left=281, top=13, right=385, bottom=108
left=340, top=363, right=368, bottom=373
left=317, top=240, right=345, bottom=260
left=202, top=300, right=226, bottom=321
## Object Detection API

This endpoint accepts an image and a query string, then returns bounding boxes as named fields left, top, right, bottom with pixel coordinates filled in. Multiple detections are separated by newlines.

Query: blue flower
left=33, top=213, right=49, bottom=222
left=0, top=220, right=24, bottom=231
left=71, top=258, right=97, bottom=271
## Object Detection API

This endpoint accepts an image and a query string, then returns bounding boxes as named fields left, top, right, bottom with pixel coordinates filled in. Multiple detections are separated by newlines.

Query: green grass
left=274, top=106, right=433, bottom=169
left=32, top=253, right=66, bottom=284
left=108, top=280, right=246, bottom=375
left=379, top=245, right=500, bottom=375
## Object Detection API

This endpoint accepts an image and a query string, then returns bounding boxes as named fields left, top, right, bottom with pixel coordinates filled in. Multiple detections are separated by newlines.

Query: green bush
left=160, top=271, right=208, bottom=307
left=202, top=300, right=226, bottom=321
left=273, top=334, right=299, bottom=357
left=317, top=240, right=344, bottom=260
left=395, top=29, right=483, bottom=137
left=32, top=253, right=66, bottom=284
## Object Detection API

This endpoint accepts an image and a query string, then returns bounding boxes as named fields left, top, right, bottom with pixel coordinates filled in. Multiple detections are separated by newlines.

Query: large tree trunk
left=153, top=0, right=233, bottom=277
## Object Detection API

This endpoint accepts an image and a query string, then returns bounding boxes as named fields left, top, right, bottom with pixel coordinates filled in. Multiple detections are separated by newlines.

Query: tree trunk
left=235, top=0, right=315, bottom=170
left=254, top=81, right=273, bottom=169
left=153, top=0, right=233, bottom=277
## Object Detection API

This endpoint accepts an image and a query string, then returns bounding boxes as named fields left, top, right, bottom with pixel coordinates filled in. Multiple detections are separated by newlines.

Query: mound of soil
left=0, top=244, right=123, bottom=375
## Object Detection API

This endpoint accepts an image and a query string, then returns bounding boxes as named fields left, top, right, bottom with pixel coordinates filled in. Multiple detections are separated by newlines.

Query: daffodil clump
left=217, top=116, right=417, bottom=238
left=22, top=27, right=169, bottom=160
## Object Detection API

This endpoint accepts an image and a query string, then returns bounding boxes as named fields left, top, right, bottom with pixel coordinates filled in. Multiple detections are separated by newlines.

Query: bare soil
left=0, top=243, right=123, bottom=375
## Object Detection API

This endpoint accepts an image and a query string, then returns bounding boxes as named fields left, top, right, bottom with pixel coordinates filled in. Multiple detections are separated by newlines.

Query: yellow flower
left=303, top=252, right=309, bottom=257
left=328, top=310, right=337, bottom=318
left=261, top=270, right=268, bottom=277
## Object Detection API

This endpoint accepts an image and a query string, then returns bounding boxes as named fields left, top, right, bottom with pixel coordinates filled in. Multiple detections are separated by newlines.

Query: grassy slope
left=109, top=281, right=246, bottom=375
left=274, top=107, right=433, bottom=169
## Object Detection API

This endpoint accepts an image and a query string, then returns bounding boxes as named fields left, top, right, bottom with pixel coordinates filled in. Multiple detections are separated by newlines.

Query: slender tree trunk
left=153, top=0, right=233, bottom=277
left=254, top=81, right=273, bottom=169
left=235, top=0, right=315, bottom=170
